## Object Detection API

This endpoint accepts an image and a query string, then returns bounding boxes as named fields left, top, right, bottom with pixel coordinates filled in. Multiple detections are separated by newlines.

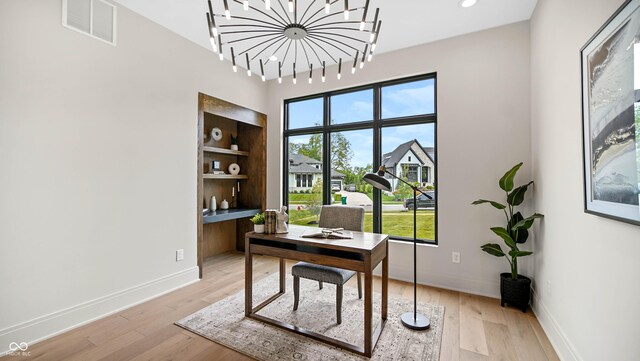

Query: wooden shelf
left=203, top=208, right=261, bottom=224
left=203, top=146, right=249, bottom=156
left=203, top=174, right=248, bottom=180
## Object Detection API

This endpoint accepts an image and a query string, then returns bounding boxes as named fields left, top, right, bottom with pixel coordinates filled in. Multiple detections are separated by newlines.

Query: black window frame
left=283, top=73, right=438, bottom=245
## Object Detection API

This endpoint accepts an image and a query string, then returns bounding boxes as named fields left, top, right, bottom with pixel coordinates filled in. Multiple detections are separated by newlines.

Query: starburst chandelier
left=205, top=0, right=382, bottom=84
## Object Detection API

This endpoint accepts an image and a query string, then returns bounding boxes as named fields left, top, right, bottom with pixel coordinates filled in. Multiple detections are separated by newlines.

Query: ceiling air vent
left=62, top=0, right=117, bottom=45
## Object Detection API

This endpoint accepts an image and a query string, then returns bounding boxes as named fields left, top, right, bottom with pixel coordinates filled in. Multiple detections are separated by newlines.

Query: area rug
left=176, top=273, right=444, bottom=360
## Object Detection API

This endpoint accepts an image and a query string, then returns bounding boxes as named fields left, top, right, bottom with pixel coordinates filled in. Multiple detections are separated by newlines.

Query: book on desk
left=301, top=228, right=354, bottom=239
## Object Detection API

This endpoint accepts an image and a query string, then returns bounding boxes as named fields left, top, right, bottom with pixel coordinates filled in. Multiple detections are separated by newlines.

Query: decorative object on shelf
left=211, top=160, right=221, bottom=171
left=250, top=212, right=265, bottom=233
left=363, top=165, right=431, bottom=330
left=228, top=163, right=240, bottom=175
left=210, top=195, right=217, bottom=211
left=230, top=134, right=238, bottom=151
left=211, top=127, right=223, bottom=141
left=472, top=162, right=544, bottom=312
left=264, top=209, right=277, bottom=234
left=203, top=208, right=210, bottom=215
left=276, top=206, right=289, bottom=234
left=204, top=0, right=382, bottom=84
left=581, top=0, right=640, bottom=226
left=220, top=199, right=229, bottom=210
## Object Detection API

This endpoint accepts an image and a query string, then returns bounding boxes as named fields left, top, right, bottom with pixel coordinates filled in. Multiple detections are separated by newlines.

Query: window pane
left=288, top=97, right=323, bottom=129
left=381, top=79, right=435, bottom=119
left=330, top=89, right=374, bottom=124
left=288, top=134, right=324, bottom=226
left=381, top=123, right=436, bottom=241
left=328, top=129, right=373, bottom=233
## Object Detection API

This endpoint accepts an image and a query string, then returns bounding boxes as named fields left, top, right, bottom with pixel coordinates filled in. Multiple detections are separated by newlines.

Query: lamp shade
left=363, top=172, right=391, bottom=191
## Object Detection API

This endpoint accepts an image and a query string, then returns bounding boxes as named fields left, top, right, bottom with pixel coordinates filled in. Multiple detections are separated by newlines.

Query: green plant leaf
left=471, top=199, right=506, bottom=210
left=491, top=227, right=517, bottom=249
left=512, top=213, right=544, bottom=231
left=499, top=162, right=523, bottom=192
left=507, top=181, right=534, bottom=206
left=481, top=243, right=506, bottom=257
left=509, top=250, right=533, bottom=258
left=508, top=212, right=529, bottom=244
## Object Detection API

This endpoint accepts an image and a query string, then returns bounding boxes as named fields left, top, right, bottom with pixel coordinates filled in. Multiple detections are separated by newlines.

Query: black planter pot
left=500, top=273, right=531, bottom=313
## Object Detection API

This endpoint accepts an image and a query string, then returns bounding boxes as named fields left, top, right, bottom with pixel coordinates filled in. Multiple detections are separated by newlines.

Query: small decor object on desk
left=228, top=163, right=240, bottom=176
left=211, top=127, right=223, bottom=141
left=250, top=212, right=265, bottom=233
left=472, top=162, right=544, bottom=312
left=276, top=206, right=289, bottom=234
left=230, top=134, right=238, bottom=151
left=264, top=209, right=277, bottom=234
left=220, top=199, right=229, bottom=210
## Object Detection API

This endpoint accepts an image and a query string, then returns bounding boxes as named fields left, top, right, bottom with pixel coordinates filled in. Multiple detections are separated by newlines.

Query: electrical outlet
left=176, top=249, right=184, bottom=261
left=452, top=252, right=460, bottom=264
left=546, top=280, right=551, bottom=295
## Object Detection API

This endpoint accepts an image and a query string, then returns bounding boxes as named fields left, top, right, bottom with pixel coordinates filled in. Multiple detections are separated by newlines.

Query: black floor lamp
left=363, top=165, right=432, bottom=330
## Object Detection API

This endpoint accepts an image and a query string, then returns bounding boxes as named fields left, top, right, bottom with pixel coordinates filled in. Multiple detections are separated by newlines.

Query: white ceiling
left=114, top=0, right=538, bottom=79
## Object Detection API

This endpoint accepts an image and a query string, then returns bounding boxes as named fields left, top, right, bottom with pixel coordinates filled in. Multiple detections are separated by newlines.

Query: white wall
left=265, top=22, right=532, bottom=298
left=0, top=0, right=266, bottom=349
left=530, top=1, right=640, bottom=360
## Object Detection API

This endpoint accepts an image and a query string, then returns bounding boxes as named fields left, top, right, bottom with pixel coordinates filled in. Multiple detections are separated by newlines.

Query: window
left=422, top=167, right=432, bottom=183
left=284, top=74, right=437, bottom=243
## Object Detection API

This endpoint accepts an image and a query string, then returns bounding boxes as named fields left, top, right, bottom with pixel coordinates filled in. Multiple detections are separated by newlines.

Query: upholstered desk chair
left=292, top=205, right=364, bottom=324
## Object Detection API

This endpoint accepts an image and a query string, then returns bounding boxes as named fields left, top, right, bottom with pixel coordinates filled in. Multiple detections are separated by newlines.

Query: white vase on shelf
left=210, top=196, right=217, bottom=211
left=220, top=199, right=229, bottom=210
left=230, top=144, right=239, bottom=151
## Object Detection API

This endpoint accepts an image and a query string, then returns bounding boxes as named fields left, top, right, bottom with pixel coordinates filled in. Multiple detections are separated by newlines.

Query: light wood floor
left=11, top=252, right=559, bottom=360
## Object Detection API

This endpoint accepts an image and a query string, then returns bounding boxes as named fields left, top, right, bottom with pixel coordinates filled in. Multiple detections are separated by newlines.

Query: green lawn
left=288, top=193, right=320, bottom=203
left=366, top=192, right=404, bottom=204
left=289, top=208, right=435, bottom=240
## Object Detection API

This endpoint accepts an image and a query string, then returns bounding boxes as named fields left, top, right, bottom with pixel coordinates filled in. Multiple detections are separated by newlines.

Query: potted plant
left=472, top=162, right=543, bottom=312
left=230, top=134, right=238, bottom=151
left=251, top=212, right=265, bottom=233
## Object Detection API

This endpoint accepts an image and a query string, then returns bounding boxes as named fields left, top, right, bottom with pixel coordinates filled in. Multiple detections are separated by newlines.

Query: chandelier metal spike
left=205, top=0, right=381, bottom=82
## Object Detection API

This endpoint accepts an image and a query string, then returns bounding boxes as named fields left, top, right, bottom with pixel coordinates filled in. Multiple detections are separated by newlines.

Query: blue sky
left=289, top=79, right=435, bottom=168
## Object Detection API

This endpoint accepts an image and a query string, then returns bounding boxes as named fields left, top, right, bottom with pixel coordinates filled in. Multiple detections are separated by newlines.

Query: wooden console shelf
left=203, top=146, right=250, bottom=156
left=203, top=174, right=248, bottom=180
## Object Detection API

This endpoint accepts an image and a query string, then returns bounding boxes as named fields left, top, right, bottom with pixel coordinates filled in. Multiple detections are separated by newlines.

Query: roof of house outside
left=382, top=139, right=435, bottom=168
left=422, top=147, right=435, bottom=161
left=290, top=164, right=322, bottom=174
left=289, top=153, right=345, bottom=179
left=290, top=153, right=321, bottom=165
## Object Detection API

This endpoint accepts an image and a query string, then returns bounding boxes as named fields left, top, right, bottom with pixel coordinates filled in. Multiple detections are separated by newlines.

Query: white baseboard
left=377, top=264, right=501, bottom=299
left=0, top=266, right=200, bottom=356
left=531, top=290, right=582, bottom=361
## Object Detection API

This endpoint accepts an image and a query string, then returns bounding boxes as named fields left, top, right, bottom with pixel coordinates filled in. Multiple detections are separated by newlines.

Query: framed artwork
left=581, top=0, right=640, bottom=225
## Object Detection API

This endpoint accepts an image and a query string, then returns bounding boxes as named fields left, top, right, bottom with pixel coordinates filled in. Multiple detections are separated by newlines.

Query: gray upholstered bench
left=291, top=205, right=364, bottom=324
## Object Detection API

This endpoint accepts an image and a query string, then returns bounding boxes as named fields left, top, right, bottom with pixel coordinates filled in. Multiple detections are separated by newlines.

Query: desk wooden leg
left=382, top=246, right=388, bottom=321
left=279, top=257, right=286, bottom=293
left=245, top=239, right=253, bottom=317
left=364, top=257, right=373, bottom=357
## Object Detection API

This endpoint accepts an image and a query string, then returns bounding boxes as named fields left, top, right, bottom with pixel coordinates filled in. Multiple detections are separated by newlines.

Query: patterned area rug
left=176, top=273, right=444, bottom=360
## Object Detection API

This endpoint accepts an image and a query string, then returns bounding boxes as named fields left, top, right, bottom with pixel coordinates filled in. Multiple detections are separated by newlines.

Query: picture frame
left=581, top=0, right=640, bottom=225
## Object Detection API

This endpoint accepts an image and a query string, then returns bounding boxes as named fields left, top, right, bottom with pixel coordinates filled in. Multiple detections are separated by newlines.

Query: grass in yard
left=366, top=192, right=403, bottom=204
left=288, top=193, right=341, bottom=204
left=290, top=208, right=435, bottom=241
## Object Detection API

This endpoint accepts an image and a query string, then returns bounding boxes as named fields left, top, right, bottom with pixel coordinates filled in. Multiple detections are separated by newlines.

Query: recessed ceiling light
left=269, top=55, right=278, bottom=61
left=459, top=0, right=477, bottom=8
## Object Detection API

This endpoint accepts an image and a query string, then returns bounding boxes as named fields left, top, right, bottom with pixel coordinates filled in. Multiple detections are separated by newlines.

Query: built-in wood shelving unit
left=197, top=92, right=266, bottom=279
